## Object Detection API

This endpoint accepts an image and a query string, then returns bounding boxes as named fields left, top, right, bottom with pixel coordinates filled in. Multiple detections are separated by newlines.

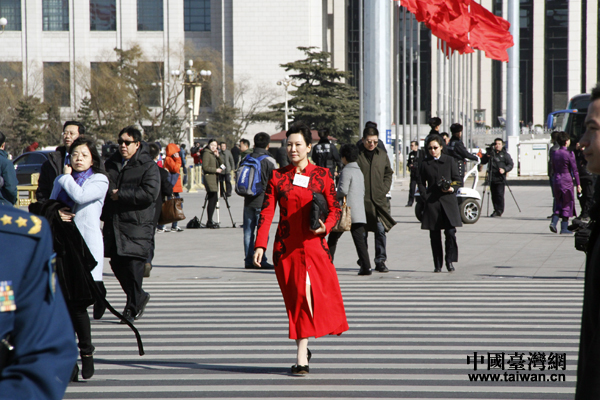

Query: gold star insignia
left=15, top=217, right=28, bottom=228
left=28, top=216, right=42, bottom=235
left=0, top=215, right=12, bottom=225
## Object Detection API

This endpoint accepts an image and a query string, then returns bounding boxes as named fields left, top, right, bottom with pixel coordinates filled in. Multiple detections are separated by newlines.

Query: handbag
left=167, top=172, right=180, bottom=187
left=158, top=197, right=185, bottom=225
left=332, top=197, right=352, bottom=232
left=310, top=192, right=329, bottom=230
left=186, top=216, right=201, bottom=229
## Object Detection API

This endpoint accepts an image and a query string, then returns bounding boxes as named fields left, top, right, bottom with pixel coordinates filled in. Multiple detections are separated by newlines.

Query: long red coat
left=255, top=163, right=349, bottom=340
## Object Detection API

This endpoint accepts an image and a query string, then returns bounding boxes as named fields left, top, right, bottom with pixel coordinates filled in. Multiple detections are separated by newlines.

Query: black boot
left=70, top=363, right=79, bottom=382
left=81, top=353, right=94, bottom=379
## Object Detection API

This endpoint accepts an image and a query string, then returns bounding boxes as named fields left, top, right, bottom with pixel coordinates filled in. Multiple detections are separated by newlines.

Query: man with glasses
left=356, top=122, right=396, bottom=274
left=36, top=121, right=85, bottom=202
left=102, top=126, right=160, bottom=324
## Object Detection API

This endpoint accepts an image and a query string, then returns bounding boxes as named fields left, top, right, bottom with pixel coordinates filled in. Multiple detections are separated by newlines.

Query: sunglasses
left=118, top=139, right=138, bottom=146
left=365, top=140, right=379, bottom=145
left=428, top=146, right=441, bottom=150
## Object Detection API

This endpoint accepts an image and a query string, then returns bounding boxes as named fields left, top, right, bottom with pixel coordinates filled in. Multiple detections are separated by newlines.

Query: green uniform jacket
left=357, top=147, right=397, bottom=232
left=201, top=148, right=224, bottom=193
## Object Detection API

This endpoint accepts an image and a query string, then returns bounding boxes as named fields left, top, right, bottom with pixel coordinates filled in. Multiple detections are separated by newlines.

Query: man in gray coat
left=357, top=124, right=397, bottom=273
left=220, top=142, right=235, bottom=197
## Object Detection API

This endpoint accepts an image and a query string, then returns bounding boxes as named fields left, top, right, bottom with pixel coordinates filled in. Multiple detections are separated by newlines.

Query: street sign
left=386, top=129, right=392, bottom=145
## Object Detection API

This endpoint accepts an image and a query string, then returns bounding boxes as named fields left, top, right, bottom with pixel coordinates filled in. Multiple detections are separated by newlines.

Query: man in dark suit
left=36, top=121, right=85, bottom=202
left=447, top=123, right=479, bottom=184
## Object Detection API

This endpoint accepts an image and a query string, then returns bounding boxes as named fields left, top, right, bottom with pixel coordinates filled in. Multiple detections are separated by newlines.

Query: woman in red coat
left=253, top=123, right=348, bottom=375
left=163, top=143, right=184, bottom=232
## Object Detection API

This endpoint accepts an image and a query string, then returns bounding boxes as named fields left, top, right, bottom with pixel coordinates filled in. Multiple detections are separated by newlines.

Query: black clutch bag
left=310, top=192, right=329, bottom=230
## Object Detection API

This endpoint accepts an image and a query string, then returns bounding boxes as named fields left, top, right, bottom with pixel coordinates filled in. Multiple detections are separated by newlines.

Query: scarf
left=56, top=168, right=94, bottom=209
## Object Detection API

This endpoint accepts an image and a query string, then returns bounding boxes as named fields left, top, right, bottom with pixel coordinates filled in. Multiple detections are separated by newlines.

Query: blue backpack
left=235, top=154, right=269, bottom=196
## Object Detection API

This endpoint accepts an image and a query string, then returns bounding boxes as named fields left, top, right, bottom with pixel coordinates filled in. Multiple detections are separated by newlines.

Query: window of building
left=519, top=0, right=534, bottom=124
left=346, top=0, right=359, bottom=89
left=544, top=1, right=569, bottom=117
left=138, top=62, right=164, bottom=107
left=90, top=0, right=116, bottom=31
left=138, top=0, right=163, bottom=31
left=0, top=62, right=22, bottom=98
left=44, top=62, right=70, bottom=107
left=0, top=0, right=22, bottom=30
left=43, top=0, right=69, bottom=31
left=184, top=0, right=210, bottom=32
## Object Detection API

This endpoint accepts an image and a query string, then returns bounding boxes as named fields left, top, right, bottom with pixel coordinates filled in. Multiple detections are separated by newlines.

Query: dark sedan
left=12, top=150, right=55, bottom=185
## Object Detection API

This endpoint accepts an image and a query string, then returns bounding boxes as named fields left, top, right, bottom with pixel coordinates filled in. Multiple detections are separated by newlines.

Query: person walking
left=241, top=132, right=277, bottom=269
left=0, top=131, right=18, bottom=206
left=480, top=138, right=514, bottom=217
left=201, top=139, right=224, bottom=229
left=326, top=144, right=372, bottom=275
left=164, top=143, right=184, bottom=232
left=219, top=142, right=235, bottom=197
left=418, top=134, right=463, bottom=273
left=356, top=123, right=396, bottom=273
left=549, top=131, right=581, bottom=234
left=103, top=126, right=159, bottom=324
left=405, top=141, right=419, bottom=207
left=47, top=137, right=109, bottom=380
left=0, top=204, right=78, bottom=399
left=311, top=128, right=343, bottom=180
left=253, top=123, right=348, bottom=375
left=574, top=140, right=595, bottom=221
left=575, top=83, right=600, bottom=399
left=447, top=123, right=479, bottom=183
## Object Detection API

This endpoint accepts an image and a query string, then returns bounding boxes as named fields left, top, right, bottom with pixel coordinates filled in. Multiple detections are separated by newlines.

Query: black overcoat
left=102, top=142, right=160, bottom=259
left=418, top=154, right=463, bottom=230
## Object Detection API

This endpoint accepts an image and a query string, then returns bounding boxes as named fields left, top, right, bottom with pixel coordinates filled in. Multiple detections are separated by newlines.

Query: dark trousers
left=207, top=191, right=218, bottom=223
left=429, top=228, right=458, bottom=270
left=579, top=176, right=595, bottom=218
left=407, top=175, right=417, bottom=205
left=110, top=255, right=146, bottom=315
left=327, top=223, right=372, bottom=270
left=364, top=221, right=387, bottom=264
left=221, top=174, right=232, bottom=197
left=66, top=302, right=94, bottom=355
left=490, top=181, right=505, bottom=215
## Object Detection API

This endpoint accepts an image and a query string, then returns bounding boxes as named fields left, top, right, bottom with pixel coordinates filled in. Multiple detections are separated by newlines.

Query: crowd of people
left=2, top=84, right=600, bottom=396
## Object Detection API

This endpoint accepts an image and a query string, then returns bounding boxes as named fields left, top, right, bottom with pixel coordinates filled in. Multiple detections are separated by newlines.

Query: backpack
left=235, top=154, right=269, bottom=196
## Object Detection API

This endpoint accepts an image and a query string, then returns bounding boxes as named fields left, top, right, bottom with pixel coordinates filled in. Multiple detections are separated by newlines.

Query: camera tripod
left=481, top=147, right=521, bottom=215
left=199, top=175, right=236, bottom=228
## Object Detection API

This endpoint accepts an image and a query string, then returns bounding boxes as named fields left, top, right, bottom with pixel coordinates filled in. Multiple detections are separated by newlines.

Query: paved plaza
left=64, top=177, right=584, bottom=399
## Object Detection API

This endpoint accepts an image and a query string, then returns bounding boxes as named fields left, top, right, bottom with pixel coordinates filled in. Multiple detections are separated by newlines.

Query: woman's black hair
left=555, top=131, right=570, bottom=147
left=286, top=123, right=312, bottom=146
left=206, top=139, right=218, bottom=147
left=339, top=144, right=359, bottom=163
left=69, top=137, right=106, bottom=175
left=425, top=134, right=444, bottom=150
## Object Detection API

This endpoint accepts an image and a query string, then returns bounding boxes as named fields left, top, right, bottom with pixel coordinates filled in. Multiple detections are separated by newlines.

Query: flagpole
left=394, top=4, right=401, bottom=177
left=443, top=41, right=447, bottom=132
left=458, top=52, right=461, bottom=132
left=402, top=7, right=407, bottom=151
left=416, top=21, right=421, bottom=143
left=359, top=0, right=364, bottom=131
left=437, top=38, right=441, bottom=122
left=409, top=12, right=414, bottom=143
left=469, top=52, right=474, bottom=149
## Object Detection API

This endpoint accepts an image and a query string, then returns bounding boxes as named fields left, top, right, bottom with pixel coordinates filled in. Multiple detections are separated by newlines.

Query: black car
left=12, top=150, right=55, bottom=185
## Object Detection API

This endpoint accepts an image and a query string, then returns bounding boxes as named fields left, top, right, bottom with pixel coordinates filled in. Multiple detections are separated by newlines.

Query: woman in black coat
left=417, top=135, right=463, bottom=272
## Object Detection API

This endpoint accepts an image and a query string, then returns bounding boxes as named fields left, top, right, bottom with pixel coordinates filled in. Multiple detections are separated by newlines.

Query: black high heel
left=81, top=353, right=94, bottom=379
left=70, top=364, right=79, bottom=382
left=291, top=364, right=309, bottom=375
left=307, top=348, right=311, bottom=363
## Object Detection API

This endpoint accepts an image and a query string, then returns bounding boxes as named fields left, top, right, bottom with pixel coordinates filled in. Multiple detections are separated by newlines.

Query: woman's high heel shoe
left=291, top=364, right=309, bottom=375
left=81, top=353, right=94, bottom=379
left=307, top=348, right=311, bottom=362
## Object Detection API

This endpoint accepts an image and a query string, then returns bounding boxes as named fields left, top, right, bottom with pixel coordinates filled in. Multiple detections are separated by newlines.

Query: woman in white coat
left=50, top=136, right=109, bottom=380
left=326, top=144, right=373, bottom=275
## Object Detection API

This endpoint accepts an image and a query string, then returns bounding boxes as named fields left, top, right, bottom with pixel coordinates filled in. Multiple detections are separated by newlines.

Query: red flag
left=469, top=1, right=513, bottom=62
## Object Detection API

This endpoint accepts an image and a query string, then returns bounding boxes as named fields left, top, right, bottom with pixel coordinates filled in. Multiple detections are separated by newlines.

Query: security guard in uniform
left=0, top=204, right=77, bottom=399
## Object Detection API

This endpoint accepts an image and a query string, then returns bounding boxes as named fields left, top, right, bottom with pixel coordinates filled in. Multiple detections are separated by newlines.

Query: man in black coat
left=447, top=123, right=479, bottom=184
left=406, top=141, right=419, bottom=207
left=417, top=135, right=463, bottom=272
left=574, top=141, right=595, bottom=221
left=311, top=128, right=343, bottom=179
left=480, top=138, right=514, bottom=217
left=102, top=126, right=160, bottom=324
left=575, top=83, right=600, bottom=399
left=36, top=121, right=85, bottom=202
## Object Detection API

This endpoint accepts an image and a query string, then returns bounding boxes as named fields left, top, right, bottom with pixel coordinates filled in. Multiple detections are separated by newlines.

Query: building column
left=532, top=0, right=545, bottom=125
left=568, top=0, right=583, bottom=98
left=586, top=0, right=599, bottom=88
left=331, top=0, right=345, bottom=72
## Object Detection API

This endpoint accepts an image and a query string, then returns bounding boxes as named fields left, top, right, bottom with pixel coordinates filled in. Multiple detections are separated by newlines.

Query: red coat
left=255, top=163, right=348, bottom=340
left=165, top=143, right=183, bottom=193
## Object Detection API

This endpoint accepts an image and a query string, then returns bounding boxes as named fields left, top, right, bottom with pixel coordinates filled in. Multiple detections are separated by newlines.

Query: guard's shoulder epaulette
left=0, top=206, right=45, bottom=238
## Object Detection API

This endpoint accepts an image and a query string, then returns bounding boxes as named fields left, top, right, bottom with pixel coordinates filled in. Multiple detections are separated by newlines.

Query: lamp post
left=277, top=76, right=295, bottom=131
left=0, top=17, right=7, bottom=34
left=183, top=60, right=211, bottom=193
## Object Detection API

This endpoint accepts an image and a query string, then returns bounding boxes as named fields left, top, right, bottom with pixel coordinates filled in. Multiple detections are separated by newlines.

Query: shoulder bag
left=332, top=197, right=352, bottom=232
left=158, top=197, right=185, bottom=225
